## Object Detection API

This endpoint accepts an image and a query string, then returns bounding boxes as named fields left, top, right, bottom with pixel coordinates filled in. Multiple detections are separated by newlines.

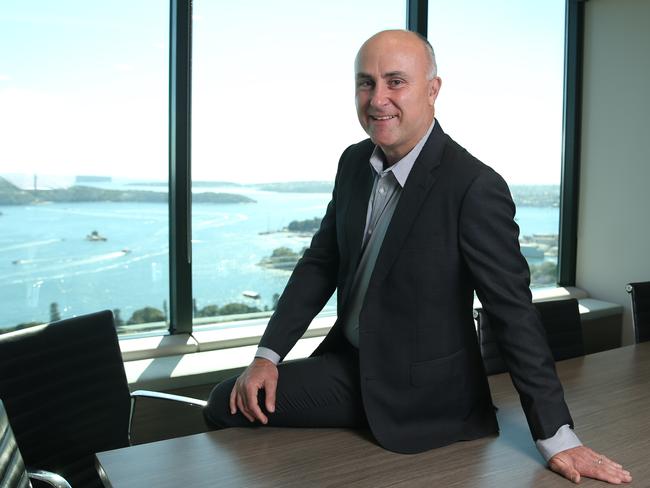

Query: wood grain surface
left=97, top=343, right=650, bottom=487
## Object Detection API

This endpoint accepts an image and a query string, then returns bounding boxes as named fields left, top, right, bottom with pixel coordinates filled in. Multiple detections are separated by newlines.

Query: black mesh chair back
left=535, top=298, right=584, bottom=360
left=1, top=399, right=30, bottom=488
left=0, top=310, right=131, bottom=488
left=476, top=298, right=584, bottom=375
left=626, top=282, right=650, bottom=343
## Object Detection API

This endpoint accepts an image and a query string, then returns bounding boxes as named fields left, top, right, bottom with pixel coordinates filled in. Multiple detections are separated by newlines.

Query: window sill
left=121, top=287, right=623, bottom=390
left=121, top=314, right=335, bottom=390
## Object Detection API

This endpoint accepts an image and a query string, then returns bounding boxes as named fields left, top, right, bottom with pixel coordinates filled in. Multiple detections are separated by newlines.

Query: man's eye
left=388, top=79, right=405, bottom=87
left=357, top=80, right=373, bottom=88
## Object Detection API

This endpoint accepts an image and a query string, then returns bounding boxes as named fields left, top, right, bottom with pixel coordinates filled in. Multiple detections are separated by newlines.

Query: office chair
left=626, top=281, right=650, bottom=343
left=0, top=310, right=207, bottom=488
left=1, top=399, right=72, bottom=488
left=476, top=298, right=585, bottom=375
left=535, top=298, right=585, bottom=360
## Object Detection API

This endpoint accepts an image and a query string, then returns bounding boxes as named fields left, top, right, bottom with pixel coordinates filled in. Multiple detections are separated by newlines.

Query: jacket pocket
left=410, top=347, right=466, bottom=388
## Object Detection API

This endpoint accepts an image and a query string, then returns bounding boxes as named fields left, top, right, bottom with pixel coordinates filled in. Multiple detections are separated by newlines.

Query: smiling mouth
left=370, top=115, right=397, bottom=121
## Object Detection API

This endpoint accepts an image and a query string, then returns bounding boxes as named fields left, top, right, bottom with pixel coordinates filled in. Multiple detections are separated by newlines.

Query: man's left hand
left=549, top=446, right=632, bottom=484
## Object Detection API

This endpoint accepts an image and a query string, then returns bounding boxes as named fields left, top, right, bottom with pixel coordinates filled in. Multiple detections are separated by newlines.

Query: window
left=190, top=0, right=405, bottom=327
left=0, top=1, right=169, bottom=334
left=428, top=0, right=566, bottom=287
left=1, top=1, right=572, bottom=338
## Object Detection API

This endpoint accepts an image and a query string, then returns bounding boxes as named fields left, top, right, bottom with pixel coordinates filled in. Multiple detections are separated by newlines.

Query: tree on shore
left=287, top=217, right=321, bottom=233
left=127, top=307, right=165, bottom=324
left=270, top=247, right=297, bottom=258
left=195, top=302, right=262, bottom=318
left=219, top=303, right=261, bottom=315
left=196, top=305, right=221, bottom=317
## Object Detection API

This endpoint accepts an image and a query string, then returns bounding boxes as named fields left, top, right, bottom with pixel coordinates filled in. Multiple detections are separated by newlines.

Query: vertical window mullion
left=169, top=0, right=193, bottom=334
left=407, top=0, right=428, bottom=35
left=558, top=0, right=585, bottom=286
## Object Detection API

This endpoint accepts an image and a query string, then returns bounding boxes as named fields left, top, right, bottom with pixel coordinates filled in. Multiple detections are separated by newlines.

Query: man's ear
left=428, top=76, right=442, bottom=106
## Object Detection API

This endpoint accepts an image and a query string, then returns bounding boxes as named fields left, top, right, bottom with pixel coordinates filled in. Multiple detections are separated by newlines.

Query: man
left=205, top=30, right=631, bottom=484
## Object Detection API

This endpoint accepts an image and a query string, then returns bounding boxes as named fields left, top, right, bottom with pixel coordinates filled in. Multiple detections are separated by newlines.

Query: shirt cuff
left=535, top=424, right=583, bottom=462
left=255, top=346, right=281, bottom=365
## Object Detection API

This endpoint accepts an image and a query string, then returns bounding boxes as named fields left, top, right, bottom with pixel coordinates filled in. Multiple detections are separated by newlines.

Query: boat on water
left=86, top=230, right=107, bottom=241
left=242, top=290, right=260, bottom=299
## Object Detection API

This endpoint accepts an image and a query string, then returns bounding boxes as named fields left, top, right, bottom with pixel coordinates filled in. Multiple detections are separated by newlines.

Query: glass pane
left=0, top=1, right=169, bottom=335
left=428, top=1, right=566, bottom=288
left=192, top=0, right=406, bottom=327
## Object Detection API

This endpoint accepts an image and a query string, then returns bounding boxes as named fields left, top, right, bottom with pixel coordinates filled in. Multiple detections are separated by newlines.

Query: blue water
left=0, top=186, right=559, bottom=331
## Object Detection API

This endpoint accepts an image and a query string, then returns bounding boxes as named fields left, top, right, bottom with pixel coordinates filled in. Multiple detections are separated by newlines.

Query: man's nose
left=369, top=85, right=388, bottom=108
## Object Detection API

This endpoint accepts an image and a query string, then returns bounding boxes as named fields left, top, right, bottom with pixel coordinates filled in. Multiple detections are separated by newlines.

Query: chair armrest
left=131, top=390, right=207, bottom=408
left=27, top=469, right=72, bottom=488
left=128, top=390, right=207, bottom=442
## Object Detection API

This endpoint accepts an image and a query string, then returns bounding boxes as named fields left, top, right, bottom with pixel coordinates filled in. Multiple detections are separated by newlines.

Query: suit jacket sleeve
left=257, top=146, right=350, bottom=360
left=458, top=168, right=573, bottom=441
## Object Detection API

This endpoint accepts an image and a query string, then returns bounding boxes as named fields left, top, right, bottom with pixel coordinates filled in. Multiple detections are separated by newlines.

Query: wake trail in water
left=0, top=238, right=62, bottom=253
left=2, top=249, right=146, bottom=283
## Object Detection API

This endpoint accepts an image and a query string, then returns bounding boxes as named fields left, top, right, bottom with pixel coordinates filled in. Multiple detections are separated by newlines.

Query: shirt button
left=379, top=187, right=385, bottom=194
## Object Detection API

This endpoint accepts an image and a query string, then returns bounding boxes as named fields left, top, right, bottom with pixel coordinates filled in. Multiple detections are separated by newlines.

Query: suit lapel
left=369, top=122, right=447, bottom=287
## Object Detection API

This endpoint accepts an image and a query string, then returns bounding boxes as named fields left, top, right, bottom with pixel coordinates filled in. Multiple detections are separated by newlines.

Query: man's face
left=355, top=31, right=441, bottom=164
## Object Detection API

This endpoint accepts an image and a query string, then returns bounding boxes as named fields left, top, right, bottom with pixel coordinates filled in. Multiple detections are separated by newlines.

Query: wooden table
left=96, top=343, right=650, bottom=487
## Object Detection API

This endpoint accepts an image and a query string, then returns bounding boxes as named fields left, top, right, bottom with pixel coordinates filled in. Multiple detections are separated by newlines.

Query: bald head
left=356, top=30, right=438, bottom=80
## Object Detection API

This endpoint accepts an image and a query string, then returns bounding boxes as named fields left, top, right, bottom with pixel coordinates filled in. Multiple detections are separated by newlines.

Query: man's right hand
left=229, top=357, right=279, bottom=424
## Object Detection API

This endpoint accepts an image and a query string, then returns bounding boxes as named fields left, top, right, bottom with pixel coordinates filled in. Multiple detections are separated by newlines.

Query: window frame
left=558, top=0, right=585, bottom=286
left=169, top=0, right=193, bottom=334
left=164, top=0, right=580, bottom=336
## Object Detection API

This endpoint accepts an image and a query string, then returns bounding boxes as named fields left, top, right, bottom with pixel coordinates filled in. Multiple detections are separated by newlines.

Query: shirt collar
left=368, top=119, right=436, bottom=188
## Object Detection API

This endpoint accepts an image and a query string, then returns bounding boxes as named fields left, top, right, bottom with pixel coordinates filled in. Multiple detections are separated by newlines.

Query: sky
left=0, top=0, right=566, bottom=186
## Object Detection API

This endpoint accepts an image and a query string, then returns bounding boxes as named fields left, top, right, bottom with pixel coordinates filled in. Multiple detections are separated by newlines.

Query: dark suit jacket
left=260, top=121, right=573, bottom=454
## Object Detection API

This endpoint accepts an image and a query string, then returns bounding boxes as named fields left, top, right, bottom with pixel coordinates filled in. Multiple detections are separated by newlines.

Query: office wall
left=576, top=0, right=650, bottom=345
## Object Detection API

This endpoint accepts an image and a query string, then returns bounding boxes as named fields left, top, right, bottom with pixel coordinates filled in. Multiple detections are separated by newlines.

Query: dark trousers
left=204, top=345, right=368, bottom=429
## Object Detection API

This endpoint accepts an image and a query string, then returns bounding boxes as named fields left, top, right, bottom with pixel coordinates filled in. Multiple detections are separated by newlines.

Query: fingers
left=229, top=383, right=237, bottom=415
left=233, top=379, right=261, bottom=423
left=600, top=454, right=623, bottom=469
left=550, top=447, right=632, bottom=485
left=583, top=457, right=632, bottom=484
left=236, top=392, right=254, bottom=423
left=228, top=376, right=257, bottom=423
left=245, top=384, right=269, bottom=424
left=577, top=448, right=632, bottom=484
left=228, top=362, right=277, bottom=424
left=265, top=376, right=278, bottom=414
left=549, top=455, right=581, bottom=484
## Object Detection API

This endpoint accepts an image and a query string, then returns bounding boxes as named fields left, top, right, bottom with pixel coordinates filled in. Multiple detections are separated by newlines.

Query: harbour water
left=0, top=184, right=559, bottom=331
